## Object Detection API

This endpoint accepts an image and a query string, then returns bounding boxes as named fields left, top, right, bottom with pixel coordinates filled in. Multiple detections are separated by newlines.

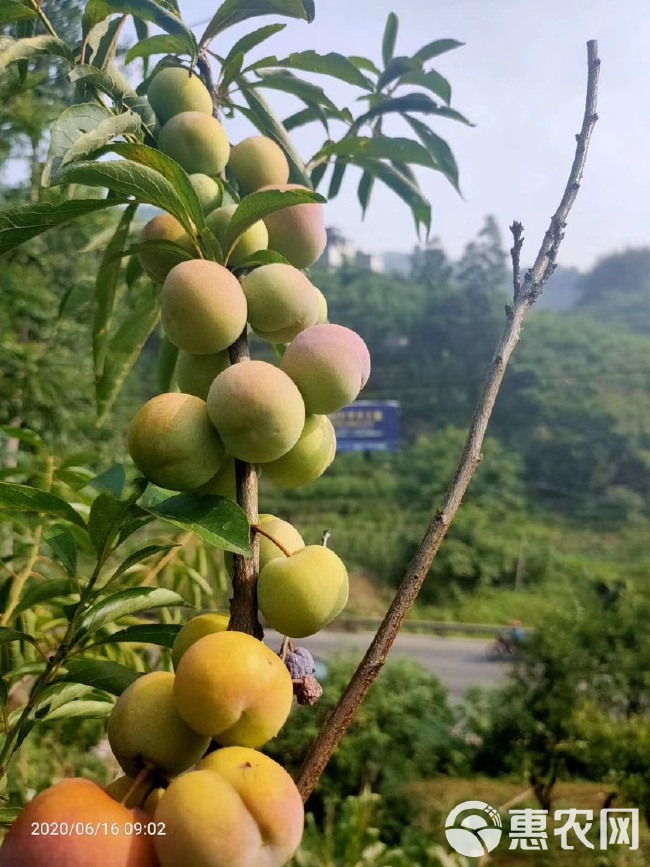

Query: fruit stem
left=121, top=765, right=155, bottom=807
left=321, top=529, right=331, bottom=548
left=252, top=524, right=293, bottom=559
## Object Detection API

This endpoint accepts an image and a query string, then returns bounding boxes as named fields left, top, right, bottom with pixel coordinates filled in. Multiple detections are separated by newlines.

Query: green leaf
left=145, top=494, right=252, bottom=555
left=91, top=623, right=182, bottom=648
left=78, top=588, right=186, bottom=634
left=404, top=115, right=460, bottom=192
left=252, top=69, right=338, bottom=111
left=381, top=12, right=399, bottom=68
left=377, top=56, right=417, bottom=91
left=233, top=249, right=291, bottom=270
left=43, top=524, right=78, bottom=577
left=93, top=204, right=138, bottom=378
left=87, top=464, right=127, bottom=498
left=0, top=426, right=43, bottom=450
left=43, top=105, right=142, bottom=187
left=355, top=158, right=431, bottom=235
left=414, top=38, right=464, bottom=63
left=328, top=158, right=346, bottom=199
left=82, top=0, right=197, bottom=61
left=84, top=15, right=125, bottom=70
left=0, top=198, right=124, bottom=255
left=0, top=2, right=35, bottom=28
left=356, top=92, right=472, bottom=128
left=224, top=23, right=286, bottom=69
left=275, top=50, right=373, bottom=90
left=15, top=579, right=78, bottom=615
left=0, top=627, right=40, bottom=648
left=349, top=55, right=380, bottom=77
left=67, top=64, right=157, bottom=135
left=399, top=68, right=452, bottom=105
left=157, top=337, right=179, bottom=393
left=44, top=699, right=114, bottom=722
left=110, top=143, right=205, bottom=234
left=55, top=159, right=195, bottom=238
left=283, top=105, right=351, bottom=133
left=0, top=807, right=22, bottom=827
left=226, top=187, right=325, bottom=262
left=87, top=492, right=136, bottom=556
left=107, top=238, right=195, bottom=267
left=239, top=85, right=311, bottom=186
left=358, top=170, right=375, bottom=216
left=319, top=136, right=438, bottom=170
left=0, top=675, right=8, bottom=711
left=96, top=282, right=160, bottom=423
left=125, top=33, right=189, bottom=64
left=109, top=544, right=178, bottom=583
left=201, top=0, right=315, bottom=45
left=61, top=658, right=140, bottom=696
left=0, top=483, right=85, bottom=528
left=0, top=35, right=74, bottom=71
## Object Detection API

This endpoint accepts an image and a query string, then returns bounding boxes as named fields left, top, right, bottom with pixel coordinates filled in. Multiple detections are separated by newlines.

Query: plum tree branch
left=197, top=53, right=263, bottom=640
left=296, top=40, right=600, bottom=802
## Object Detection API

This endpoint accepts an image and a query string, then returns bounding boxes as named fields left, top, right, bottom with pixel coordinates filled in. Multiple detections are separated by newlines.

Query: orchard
left=0, top=1, right=600, bottom=866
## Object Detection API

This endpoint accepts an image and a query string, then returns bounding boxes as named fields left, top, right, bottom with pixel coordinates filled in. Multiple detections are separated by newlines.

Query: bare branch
left=510, top=221, right=524, bottom=299
left=296, top=40, right=600, bottom=802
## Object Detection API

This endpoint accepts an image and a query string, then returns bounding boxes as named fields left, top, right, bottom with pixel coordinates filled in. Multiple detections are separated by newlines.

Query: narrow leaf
left=91, top=623, right=182, bottom=648
left=93, top=204, right=138, bottom=378
left=275, top=50, right=372, bottom=89
left=43, top=524, right=78, bottom=576
left=251, top=70, right=338, bottom=111
left=0, top=627, right=39, bottom=648
left=110, top=143, right=205, bottom=233
left=377, top=56, right=417, bottom=91
left=43, top=105, right=142, bottom=187
left=110, top=544, right=178, bottom=582
left=87, top=464, right=127, bottom=498
left=44, top=699, right=114, bottom=721
left=233, top=249, right=291, bottom=269
left=144, top=494, right=252, bottom=555
left=0, top=35, right=73, bottom=71
left=319, top=136, right=437, bottom=169
left=82, top=0, right=197, bottom=61
left=328, top=159, right=346, bottom=199
left=381, top=12, right=398, bottom=68
left=0, top=2, right=35, bottom=28
left=15, top=579, right=78, bottom=615
left=399, top=68, right=452, bottom=105
left=55, top=159, right=197, bottom=237
left=68, top=64, right=157, bottom=134
left=224, top=23, right=286, bottom=69
left=0, top=199, right=124, bottom=255
left=405, top=115, right=460, bottom=192
left=201, top=0, right=314, bottom=45
left=358, top=170, right=375, bottom=216
left=78, top=587, right=186, bottom=634
left=96, top=282, right=160, bottom=423
left=0, top=483, right=85, bottom=528
left=61, top=658, right=140, bottom=696
left=125, top=33, right=189, bottom=64
left=356, top=158, right=431, bottom=235
left=414, top=38, right=464, bottom=63
left=225, top=187, right=325, bottom=261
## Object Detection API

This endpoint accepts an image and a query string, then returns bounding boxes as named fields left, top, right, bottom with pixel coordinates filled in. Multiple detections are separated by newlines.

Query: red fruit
left=0, top=778, right=159, bottom=867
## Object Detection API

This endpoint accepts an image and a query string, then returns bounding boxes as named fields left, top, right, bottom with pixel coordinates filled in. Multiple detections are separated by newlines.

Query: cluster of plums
left=0, top=65, right=370, bottom=867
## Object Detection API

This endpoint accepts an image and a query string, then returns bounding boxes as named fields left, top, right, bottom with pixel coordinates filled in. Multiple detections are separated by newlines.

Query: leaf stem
left=30, top=0, right=58, bottom=38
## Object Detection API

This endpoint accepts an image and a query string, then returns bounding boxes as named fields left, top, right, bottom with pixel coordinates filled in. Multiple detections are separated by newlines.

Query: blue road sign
left=331, top=400, right=401, bottom=452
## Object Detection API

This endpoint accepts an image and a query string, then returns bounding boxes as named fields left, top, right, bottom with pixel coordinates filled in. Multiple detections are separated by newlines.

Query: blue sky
left=176, top=0, right=649, bottom=269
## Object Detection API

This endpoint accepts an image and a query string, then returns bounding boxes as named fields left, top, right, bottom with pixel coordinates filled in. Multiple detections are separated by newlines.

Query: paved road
left=267, top=631, right=510, bottom=698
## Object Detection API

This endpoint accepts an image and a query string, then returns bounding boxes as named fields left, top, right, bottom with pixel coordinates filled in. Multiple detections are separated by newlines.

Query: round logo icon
left=445, top=800, right=503, bottom=857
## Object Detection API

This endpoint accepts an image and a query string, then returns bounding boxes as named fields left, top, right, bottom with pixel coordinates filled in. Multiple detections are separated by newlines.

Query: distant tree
left=575, top=248, right=650, bottom=334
